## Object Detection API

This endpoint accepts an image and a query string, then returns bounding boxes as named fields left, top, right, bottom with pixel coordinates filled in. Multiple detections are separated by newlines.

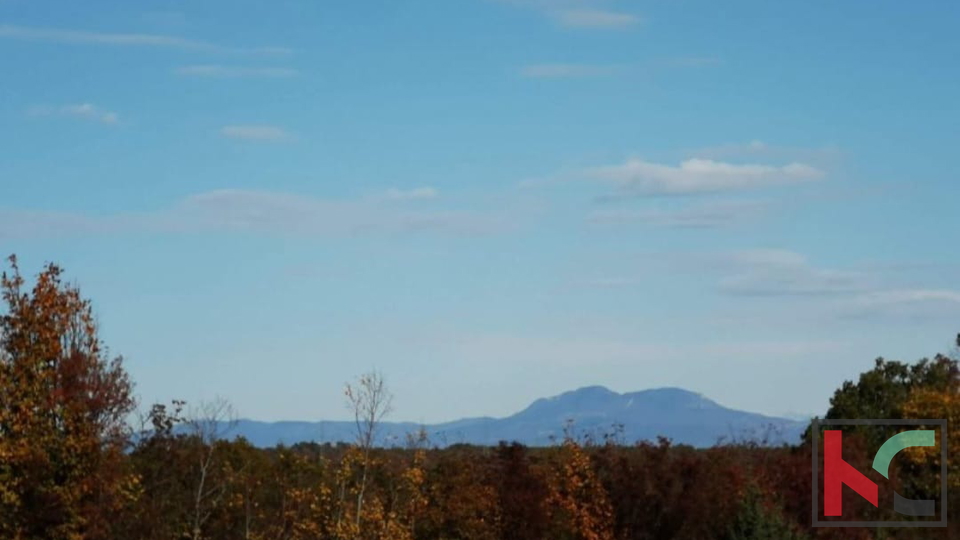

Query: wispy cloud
left=552, top=9, right=640, bottom=29
left=28, top=103, right=120, bottom=125
left=716, top=250, right=960, bottom=320
left=588, top=200, right=768, bottom=229
left=519, top=63, right=618, bottom=79
left=518, top=56, right=718, bottom=80
left=0, top=189, right=505, bottom=240
left=571, top=246, right=960, bottom=324
left=719, top=250, right=872, bottom=297
left=587, top=158, right=824, bottom=197
left=175, top=65, right=299, bottom=78
left=0, top=210, right=114, bottom=239
left=837, top=289, right=960, bottom=321
left=853, top=289, right=960, bottom=308
left=496, top=1, right=640, bottom=30
left=220, top=125, right=291, bottom=141
left=0, top=24, right=291, bottom=55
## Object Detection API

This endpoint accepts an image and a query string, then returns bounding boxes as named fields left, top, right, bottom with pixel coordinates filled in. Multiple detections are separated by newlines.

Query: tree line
left=2, top=257, right=958, bottom=540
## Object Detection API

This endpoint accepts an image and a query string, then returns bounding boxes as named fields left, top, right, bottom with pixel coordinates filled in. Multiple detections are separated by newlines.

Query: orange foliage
left=0, top=256, right=135, bottom=540
left=545, top=439, right=615, bottom=540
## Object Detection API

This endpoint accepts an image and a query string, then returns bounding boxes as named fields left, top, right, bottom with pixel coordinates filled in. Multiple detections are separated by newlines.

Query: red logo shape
left=823, top=430, right=878, bottom=516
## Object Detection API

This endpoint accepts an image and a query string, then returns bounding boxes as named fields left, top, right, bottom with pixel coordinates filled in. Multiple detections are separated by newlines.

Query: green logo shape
left=872, top=429, right=936, bottom=479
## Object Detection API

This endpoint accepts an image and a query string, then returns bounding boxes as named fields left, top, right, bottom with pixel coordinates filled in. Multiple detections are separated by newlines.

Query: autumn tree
left=423, top=444, right=500, bottom=540
left=0, top=256, right=136, bottom=540
left=544, top=435, right=615, bottom=540
left=825, top=356, right=958, bottom=420
left=897, top=349, right=960, bottom=533
left=807, top=355, right=960, bottom=450
left=371, top=428, right=430, bottom=540
left=395, top=438, right=428, bottom=539
left=807, top=347, right=960, bottom=536
left=122, top=400, right=192, bottom=540
left=186, top=397, right=238, bottom=540
left=223, top=443, right=329, bottom=540
left=340, top=370, right=393, bottom=537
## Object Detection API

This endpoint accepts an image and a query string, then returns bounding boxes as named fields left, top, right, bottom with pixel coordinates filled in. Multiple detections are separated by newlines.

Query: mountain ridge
left=211, top=386, right=805, bottom=448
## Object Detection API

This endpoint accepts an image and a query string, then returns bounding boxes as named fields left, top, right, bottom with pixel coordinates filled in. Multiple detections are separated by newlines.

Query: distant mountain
left=213, top=386, right=806, bottom=448
left=779, top=411, right=816, bottom=422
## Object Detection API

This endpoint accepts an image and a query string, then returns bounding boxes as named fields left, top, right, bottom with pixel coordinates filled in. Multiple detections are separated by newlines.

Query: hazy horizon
left=209, top=384, right=817, bottom=425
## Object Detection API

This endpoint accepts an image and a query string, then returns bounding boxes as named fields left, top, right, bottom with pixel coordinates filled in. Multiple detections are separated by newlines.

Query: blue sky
left=2, top=0, right=959, bottom=424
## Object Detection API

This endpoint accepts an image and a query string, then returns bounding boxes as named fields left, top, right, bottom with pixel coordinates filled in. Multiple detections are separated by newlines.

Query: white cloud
left=729, top=249, right=808, bottom=267
left=28, top=103, right=120, bottom=125
left=494, top=1, right=640, bottom=30
left=0, top=210, right=113, bottom=240
left=588, top=200, right=767, bottom=229
left=0, top=24, right=291, bottom=55
left=717, top=250, right=960, bottom=319
left=855, top=289, right=960, bottom=308
left=837, top=288, right=960, bottom=321
left=519, top=63, right=617, bottom=78
left=173, top=190, right=364, bottom=234
left=588, top=158, right=824, bottom=196
left=0, top=189, right=504, bottom=240
left=553, top=9, right=640, bottom=29
left=566, top=245, right=960, bottom=325
left=719, top=249, right=872, bottom=296
left=220, top=125, right=290, bottom=141
left=519, top=57, right=717, bottom=81
left=175, top=65, right=299, bottom=78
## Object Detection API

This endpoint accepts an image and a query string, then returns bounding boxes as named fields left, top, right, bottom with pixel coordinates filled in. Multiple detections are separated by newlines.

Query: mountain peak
left=517, top=385, right=620, bottom=419
left=219, top=385, right=804, bottom=448
left=568, top=385, right=618, bottom=397
left=624, top=387, right=722, bottom=409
